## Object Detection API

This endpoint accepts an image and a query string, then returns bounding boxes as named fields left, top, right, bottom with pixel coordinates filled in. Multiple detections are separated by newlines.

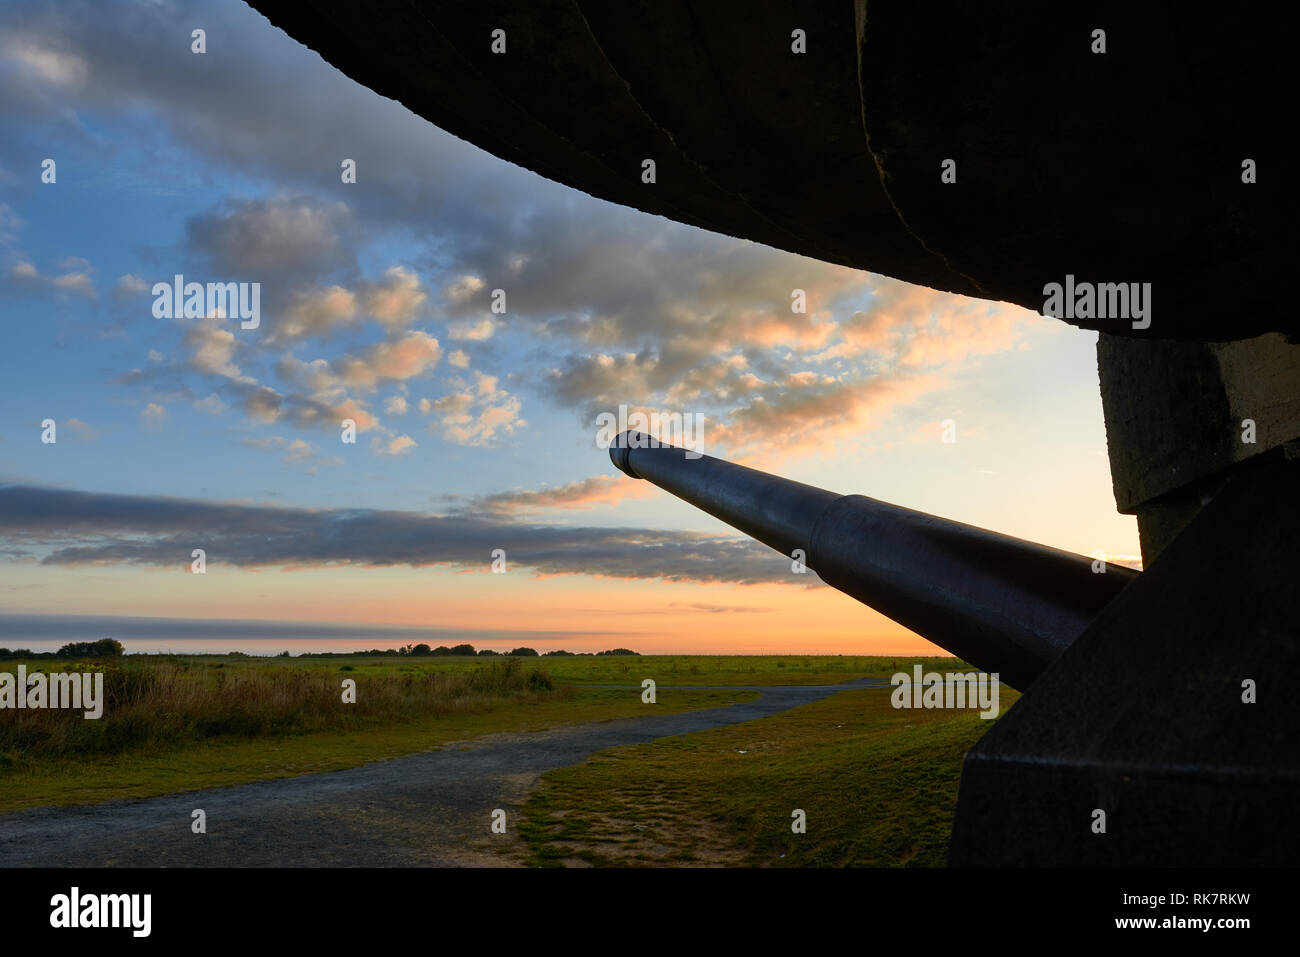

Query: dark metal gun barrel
left=610, top=432, right=1137, bottom=689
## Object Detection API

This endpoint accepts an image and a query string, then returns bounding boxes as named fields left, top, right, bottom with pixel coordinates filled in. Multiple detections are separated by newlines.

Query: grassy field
left=89, top=653, right=962, bottom=685
left=1, top=652, right=1001, bottom=866
left=517, top=682, right=1018, bottom=867
left=0, top=654, right=754, bottom=811
left=519, top=654, right=968, bottom=686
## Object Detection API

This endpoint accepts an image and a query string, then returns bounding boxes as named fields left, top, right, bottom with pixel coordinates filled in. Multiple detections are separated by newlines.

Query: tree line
left=0, top=638, right=125, bottom=659
left=0, top=640, right=639, bottom=659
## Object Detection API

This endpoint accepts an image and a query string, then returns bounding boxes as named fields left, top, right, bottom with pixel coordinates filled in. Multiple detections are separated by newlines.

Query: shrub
left=0, top=654, right=565, bottom=763
left=56, top=638, right=124, bottom=658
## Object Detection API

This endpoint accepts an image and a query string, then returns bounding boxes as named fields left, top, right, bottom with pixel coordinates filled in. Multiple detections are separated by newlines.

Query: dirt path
left=0, top=679, right=886, bottom=867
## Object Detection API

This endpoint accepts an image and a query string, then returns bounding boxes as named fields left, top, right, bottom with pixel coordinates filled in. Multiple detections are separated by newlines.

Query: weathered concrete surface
left=248, top=1, right=1297, bottom=341
left=950, top=459, right=1300, bottom=866
left=1099, top=332, right=1300, bottom=560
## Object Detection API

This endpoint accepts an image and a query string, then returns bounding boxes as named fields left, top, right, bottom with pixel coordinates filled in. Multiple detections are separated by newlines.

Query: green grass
left=0, top=687, right=754, bottom=811
left=459, top=653, right=971, bottom=686
left=219, top=652, right=968, bottom=685
left=2, top=651, right=968, bottom=685
left=0, top=650, right=997, bottom=857
left=0, top=653, right=756, bottom=811
left=517, top=683, right=1018, bottom=867
left=1, top=656, right=570, bottom=762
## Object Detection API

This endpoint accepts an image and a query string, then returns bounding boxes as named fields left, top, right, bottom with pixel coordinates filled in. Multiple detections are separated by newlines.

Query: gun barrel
left=610, top=432, right=1137, bottom=689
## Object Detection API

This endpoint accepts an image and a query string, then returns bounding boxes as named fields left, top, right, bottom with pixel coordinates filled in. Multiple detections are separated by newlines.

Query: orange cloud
left=479, top=474, right=659, bottom=513
left=714, top=373, right=942, bottom=466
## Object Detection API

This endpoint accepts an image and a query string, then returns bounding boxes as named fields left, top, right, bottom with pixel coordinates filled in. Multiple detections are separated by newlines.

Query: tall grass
left=0, top=657, right=563, bottom=764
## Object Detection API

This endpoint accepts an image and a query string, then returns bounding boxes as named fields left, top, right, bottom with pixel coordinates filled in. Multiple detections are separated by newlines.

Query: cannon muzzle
left=610, top=432, right=1137, bottom=689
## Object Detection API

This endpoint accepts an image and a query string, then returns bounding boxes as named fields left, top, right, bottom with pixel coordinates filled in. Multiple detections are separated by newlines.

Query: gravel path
left=0, top=679, right=886, bottom=867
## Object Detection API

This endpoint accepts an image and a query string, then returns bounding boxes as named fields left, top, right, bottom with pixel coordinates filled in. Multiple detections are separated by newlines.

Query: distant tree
left=477, top=649, right=500, bottom=656
left=430, top=645, right=454, bottom=656
left=449, top=643, right=476, bottom=656
left=411, top=643, right=432, bottom=656
left=276, top=649, right=291, bottom=658
left=543, top=649, right=574, bottom=656
left=57, top=638, right=125, bottom=658
left=596, top=648, right=639, bottom=656
left=508, top=646, right=539, bottom=657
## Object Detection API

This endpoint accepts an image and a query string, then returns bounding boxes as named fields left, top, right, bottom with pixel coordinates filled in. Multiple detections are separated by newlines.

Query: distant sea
left=0, top=613, right=614, bottom=656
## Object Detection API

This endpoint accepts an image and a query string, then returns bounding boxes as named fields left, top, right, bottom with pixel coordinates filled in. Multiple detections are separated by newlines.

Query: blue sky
left=0, top=0, right=1139, bottom=654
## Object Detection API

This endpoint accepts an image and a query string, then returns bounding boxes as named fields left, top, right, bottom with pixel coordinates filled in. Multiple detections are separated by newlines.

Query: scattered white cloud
left=139, top=402, right=166, bottom=427
left=447, top=316, right=497, bottom=341
left=116, top=274, right=150, bottom=296
left=374, top=434, right=416, bottom=456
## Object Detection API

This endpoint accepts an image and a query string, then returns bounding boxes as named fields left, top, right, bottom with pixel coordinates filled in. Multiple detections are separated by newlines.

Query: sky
left=0, top=0, right=1140, bottom=655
